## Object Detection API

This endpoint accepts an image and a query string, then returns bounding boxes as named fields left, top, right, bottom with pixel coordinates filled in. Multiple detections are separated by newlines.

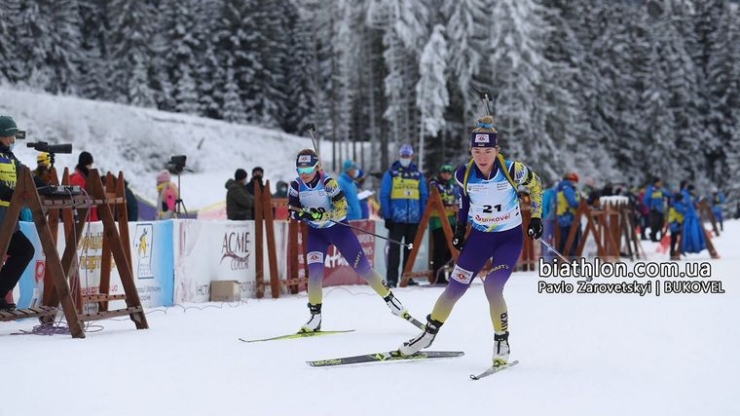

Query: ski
left=307, top=350, right=464, bottom=367
left=239, top=329, right=355, bottom=343
left=402, top=312, right=425, bottom=330
left=469, top=360, right=520, bottom=380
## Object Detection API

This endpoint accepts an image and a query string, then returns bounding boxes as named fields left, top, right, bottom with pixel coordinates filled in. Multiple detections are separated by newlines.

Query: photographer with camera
left=155, top=170, right=179, bottom=220
left=0, top=116, right=39, bottom=311
left=70, top=151, right=98, bottom=221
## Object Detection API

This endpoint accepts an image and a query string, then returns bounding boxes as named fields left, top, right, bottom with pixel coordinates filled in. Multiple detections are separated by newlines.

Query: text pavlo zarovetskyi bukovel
left=537, top=258, right=724, bottom=296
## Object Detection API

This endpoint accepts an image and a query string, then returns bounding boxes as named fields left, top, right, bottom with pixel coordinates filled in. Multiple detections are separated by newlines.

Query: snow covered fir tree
left=0, top=0, right=738, bottom=200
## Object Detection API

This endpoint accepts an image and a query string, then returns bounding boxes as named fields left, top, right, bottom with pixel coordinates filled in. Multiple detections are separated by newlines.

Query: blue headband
left=470, top=132, right=498, bottom=148
left=477, top=121, right=494, bottom=129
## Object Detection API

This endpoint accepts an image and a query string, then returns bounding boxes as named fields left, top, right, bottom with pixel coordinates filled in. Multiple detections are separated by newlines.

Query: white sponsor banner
left=173, top=220, right=257, bottom=303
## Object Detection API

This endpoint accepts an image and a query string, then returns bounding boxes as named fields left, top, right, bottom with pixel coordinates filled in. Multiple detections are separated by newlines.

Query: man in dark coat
left=226, top=169, right=254, bottom=220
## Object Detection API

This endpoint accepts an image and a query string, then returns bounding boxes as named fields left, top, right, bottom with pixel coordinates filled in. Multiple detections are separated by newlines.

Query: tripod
left=172, top=171, right=188, bottom=219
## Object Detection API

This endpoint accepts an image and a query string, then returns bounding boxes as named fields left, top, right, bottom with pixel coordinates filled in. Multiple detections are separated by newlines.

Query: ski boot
left=493, top=331, right=510, bottom=367
left=398, top=315, right=443, bottom=356
left=383, top=291, right=408, bottom=318
left=300, top=303, right=322, bottom=333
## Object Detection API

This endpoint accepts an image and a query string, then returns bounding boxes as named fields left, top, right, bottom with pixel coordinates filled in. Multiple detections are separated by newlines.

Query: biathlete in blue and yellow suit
left=399, top=115, right=543, bottom=368
left=287, top=149, right=418, bottom=333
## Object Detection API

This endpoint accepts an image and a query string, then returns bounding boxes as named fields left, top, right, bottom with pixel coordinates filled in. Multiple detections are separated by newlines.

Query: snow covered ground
left=4, top=220, right=739, bottom=416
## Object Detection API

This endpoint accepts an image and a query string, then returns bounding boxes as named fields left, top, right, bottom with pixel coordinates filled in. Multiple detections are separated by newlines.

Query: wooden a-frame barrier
left=0, top=166, right=147, bottom=337
left=398, top=188, right=537, bottom=287
left=555, top=198, right=642, bottom=261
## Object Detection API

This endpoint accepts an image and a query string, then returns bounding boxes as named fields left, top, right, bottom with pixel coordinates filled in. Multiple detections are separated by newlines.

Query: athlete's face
left=471, top=147, right=498, bottom=172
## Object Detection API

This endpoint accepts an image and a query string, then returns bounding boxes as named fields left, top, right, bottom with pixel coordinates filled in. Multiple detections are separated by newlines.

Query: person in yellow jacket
left=0, top=116, right=36, bottom=311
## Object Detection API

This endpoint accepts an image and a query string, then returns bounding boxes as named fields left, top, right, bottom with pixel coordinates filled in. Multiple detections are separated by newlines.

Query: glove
left=385, top=219, right=393, bottom=230
left=451, top=224, right=467, bottom=251
left=527, top=218, right=543, bottom=240
left=297, top=209, right=324, bottom=222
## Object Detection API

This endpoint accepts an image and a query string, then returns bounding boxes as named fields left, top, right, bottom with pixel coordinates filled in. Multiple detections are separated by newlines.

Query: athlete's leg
left=429, top=229, right=493, bottom=323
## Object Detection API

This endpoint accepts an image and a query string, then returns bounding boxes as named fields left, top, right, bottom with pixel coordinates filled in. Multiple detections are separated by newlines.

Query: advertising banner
left=173, top=220, right=257, bottom=303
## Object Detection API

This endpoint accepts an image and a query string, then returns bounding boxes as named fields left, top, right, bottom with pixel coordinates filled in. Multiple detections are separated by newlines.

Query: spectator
left=271, top=180, right=290, bottom=220
left=70, top=151, right=98, bottom=221
left=556, top=172, right=581, bottom=257
left=246, top=166, right=264, bottom=196
left=428, top=164, right=460, bottom=284
left=34, top=152, right=53, bottom=183
left=667, top=191, right=687, bottom=260
left=225, top=169, right=254, bottom=221
left=272, top=181, right=289, bottom=198
left=337, top=159, right=362, bottom=221
left=710, top=188, right=726, bottom=232
left=636, top=185, right=650, bottom=240
left=643, top=177, right=669, bottom=242
left=379, top=144, right=427, bottom=287
left=155, top=169, right=179, bottom=219
left=0, top=116, right=37, bottom=311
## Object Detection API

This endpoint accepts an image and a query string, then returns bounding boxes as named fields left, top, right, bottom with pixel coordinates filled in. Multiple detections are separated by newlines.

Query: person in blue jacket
left=710, top=189, right=726, bottom=232
left=380, top=144, right=427, bottom=287
left=336, top=159, right=362, bottom=221
left=555, top=173, right=581, bottom=258
left=643, top=177, right=669, bottom=242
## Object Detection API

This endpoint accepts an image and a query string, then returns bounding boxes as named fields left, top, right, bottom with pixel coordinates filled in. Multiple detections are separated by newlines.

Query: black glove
left=451, top=224, right=467, bottom=251
left=161, top=201, right=168, bottom=212
left=385, top=219, right=393, bottom=230
left=527, top=218, right=543, bottom=240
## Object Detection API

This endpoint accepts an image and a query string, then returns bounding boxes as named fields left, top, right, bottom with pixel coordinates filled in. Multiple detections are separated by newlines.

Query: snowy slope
left=1, top=86, right=336, bottom=210
left=3, top=220, right=739, bottom=416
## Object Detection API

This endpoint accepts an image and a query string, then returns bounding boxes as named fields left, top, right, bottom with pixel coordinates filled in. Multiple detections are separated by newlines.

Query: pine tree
left=485, top=0, right=554, bottom=179
left=13, top=1, right=52, bottom=88
left=440, top=0, right=488, bottom=120
left=222, top=65, right=248, bottom=124
left=175, top=63, right=199, bottom=115
left=416, top=24, right=448, bottom=173
left=129, top=56, right=156, bottom=108
left=280, top=0, right=315, bottom=134
left=78, top=0, right=113, bottom=101
left=107, top=0, right=157, bottom=104
left=0, top=0, right=22, bottom=82
left=44, top=0, right=82, bottom=94
left=193, top=0, right=223, bottom=119
left=215, top=0, right=262, bottom=123
left=159, top=0, right=200, bottom=115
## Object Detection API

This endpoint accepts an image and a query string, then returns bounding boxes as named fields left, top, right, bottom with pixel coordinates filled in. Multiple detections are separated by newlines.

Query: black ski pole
left=288, top=206, right=413, bottom=250
left=301, top=123, right=319, bottom=159
left=471, top=85, right=494, bottom=116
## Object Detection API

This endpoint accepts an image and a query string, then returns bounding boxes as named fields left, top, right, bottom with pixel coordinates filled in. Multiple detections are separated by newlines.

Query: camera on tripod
left=166, top=155, right=187, bottom=175
left=26, top=141, right=73, bottom=154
